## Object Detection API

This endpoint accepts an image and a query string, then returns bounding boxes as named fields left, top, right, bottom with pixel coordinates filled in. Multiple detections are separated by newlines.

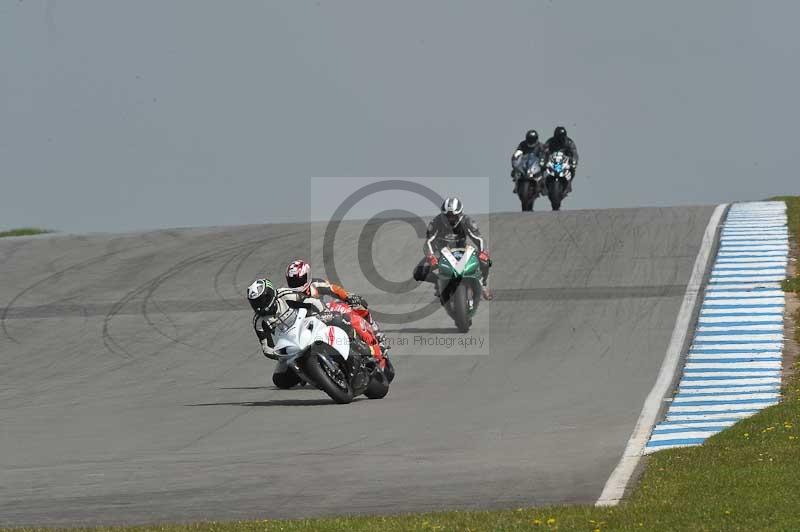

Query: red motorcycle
left=325, top=298, right=394, bottom=383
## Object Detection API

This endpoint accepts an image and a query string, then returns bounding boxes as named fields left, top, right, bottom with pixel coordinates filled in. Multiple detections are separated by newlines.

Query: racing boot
left=481, top=280, right=494, bottom=301
left=272, top=360, right=301, bottom=389
left=375, top=339, right=395, bottom=383
left=383, top=355, right=395, bottom=383
left=374, top=331, right=389, bottom=354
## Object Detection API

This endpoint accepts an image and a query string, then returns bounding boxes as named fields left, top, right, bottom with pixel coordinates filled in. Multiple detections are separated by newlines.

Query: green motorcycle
left=435, top=242, right=483, bottom=333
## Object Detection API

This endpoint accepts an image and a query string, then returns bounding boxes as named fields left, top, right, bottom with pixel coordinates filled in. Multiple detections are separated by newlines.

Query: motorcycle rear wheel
left=384, top=357, right=395, bottom=383
left=304, top=348, right=354, bottom=404
left=364, top=368, right=389, bottom=399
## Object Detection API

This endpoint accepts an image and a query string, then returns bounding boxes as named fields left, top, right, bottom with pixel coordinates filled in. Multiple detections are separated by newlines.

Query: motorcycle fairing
left=272, top=308, right=351, bottom=360
left=440, top=245, right=477, bottom=276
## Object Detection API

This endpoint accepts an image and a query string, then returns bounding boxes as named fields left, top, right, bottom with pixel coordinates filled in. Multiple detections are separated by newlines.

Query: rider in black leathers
left=543, top=126, right=579, bottom=193
left=543, top=126, right=578, bottom=167
left=514, top=129, right=546, bottom=158
left=412, top=197, right=493, bottom=300
left=511, top=129, right=546, bottom=193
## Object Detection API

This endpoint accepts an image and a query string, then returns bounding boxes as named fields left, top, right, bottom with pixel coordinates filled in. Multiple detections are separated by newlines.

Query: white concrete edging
left=595, top=203, right=727, bottom=506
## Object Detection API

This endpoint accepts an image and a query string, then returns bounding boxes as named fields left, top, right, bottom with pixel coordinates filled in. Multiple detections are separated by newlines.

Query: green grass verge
left=6, top=199, right=800, bottom=532
left=774, top=196, right=800, bottom=343
left=0, top=227, right=52, bottom=238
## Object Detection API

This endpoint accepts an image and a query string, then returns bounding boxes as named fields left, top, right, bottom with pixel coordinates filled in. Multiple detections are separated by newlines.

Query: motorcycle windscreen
left=522, top=153, right=540, bottom=174
left=440, top=246, right=476, bottom=275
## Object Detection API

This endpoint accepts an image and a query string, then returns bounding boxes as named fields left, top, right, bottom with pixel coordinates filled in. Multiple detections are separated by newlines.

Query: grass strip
left=6, top=199, right=800, bottom=532
left=773, top=196, right=800, bottom=344
left=0, top=227, right=52, bottom=238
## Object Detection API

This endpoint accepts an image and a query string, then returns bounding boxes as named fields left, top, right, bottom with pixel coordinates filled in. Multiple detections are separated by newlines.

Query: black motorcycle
left=512, top=152, right=544, bottom=211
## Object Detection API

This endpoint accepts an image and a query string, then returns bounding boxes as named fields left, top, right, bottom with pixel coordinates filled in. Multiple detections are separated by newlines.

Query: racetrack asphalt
left=0, top=206, right=716, bottom=526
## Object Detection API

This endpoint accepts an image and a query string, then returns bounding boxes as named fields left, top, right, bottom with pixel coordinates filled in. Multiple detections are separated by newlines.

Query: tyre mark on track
left=137, top=252, right=226, bottom=357
left=172, top=402, right=255, bottom=452
left=213, top=248, right=249, bottom=309
left=103, top=245, right=241, bottom=358
left=1, top=241, right=146, bottom=344
left=3, top=283, right=690, bottom=319
left=138, top=235, right=296, bottom=353
left=149, top=298, right=181, bottom=338
left=232, top=236, right=272, bottom=291
left=211, top=234, right=270, bottom=310
left=104, top=231, right=303, bottom=358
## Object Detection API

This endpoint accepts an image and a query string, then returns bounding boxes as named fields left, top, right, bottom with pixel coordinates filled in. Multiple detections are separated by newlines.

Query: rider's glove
left=317, top=310, right=337, bottom=323
left=428, top=255, right=438, bottom=268
left=261, top=339, right=279, bottom=360
left=479, top=250, right=490, bottom=263
left=345, top=294, right=368, bottom=309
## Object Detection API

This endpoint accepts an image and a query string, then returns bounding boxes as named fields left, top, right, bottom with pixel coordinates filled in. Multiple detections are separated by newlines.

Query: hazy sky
left=2, top=0, right=799, bottom=233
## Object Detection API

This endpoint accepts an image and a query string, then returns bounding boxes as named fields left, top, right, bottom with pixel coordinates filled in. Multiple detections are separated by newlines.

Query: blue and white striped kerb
left=646, top=201, right=788, bottom=452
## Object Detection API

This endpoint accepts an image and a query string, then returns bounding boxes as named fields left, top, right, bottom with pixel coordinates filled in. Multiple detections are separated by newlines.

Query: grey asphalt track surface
left=0, top=206, right=716, bottom=526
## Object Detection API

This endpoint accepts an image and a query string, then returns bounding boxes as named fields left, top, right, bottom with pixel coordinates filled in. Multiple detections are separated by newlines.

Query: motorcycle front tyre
left=549, top=179, right=563, bottom=211
left=303, top=347, right=354, bottom=404
left=453, top=282, right=473, bottom=333
left=518, top=180, right=534, bottom=211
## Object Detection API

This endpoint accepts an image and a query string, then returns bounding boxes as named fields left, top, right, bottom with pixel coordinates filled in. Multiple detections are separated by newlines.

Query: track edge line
left=595, top=202, right=728, bottom=506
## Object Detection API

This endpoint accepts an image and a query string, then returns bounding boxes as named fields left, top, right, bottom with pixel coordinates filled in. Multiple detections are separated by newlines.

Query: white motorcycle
left=544, top=151, right=574, bottom=211
left=271, top=307, right=389, bottom=404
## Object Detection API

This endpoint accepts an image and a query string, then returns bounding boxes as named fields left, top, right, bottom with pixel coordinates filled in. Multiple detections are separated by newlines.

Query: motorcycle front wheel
left=303, top=347, right=354, bottom=404
left=548, top=179, right=563, bottom=211
left=517, top=180, right=534, bottom=211
left=453, top=282, right=473, bottom=333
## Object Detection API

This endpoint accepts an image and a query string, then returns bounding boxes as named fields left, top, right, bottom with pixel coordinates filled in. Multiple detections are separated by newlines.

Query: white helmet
left=441, top=197, right=464, bottom=227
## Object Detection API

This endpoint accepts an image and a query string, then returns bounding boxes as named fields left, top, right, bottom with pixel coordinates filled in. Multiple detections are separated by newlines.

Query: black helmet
left=525, top=129, right=539, bottom=146
left=554, top=126, right=567, bottom=141
left=441, top=197, right=464, bottom=227
left=246, top=278, right=278, bottom=316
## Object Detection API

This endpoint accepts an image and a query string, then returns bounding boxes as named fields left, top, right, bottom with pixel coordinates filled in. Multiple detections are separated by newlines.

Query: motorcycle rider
left=285, top=259, right=389, bottom=357
left=412, top=197, right=493, bottom=300
left=543, top=126, right=579, bottom=192
left=247, top=276, right=385, bottom=389
left=247, top=277, right=325, bottom=388
left=511, top=130, right=546, bottom=194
